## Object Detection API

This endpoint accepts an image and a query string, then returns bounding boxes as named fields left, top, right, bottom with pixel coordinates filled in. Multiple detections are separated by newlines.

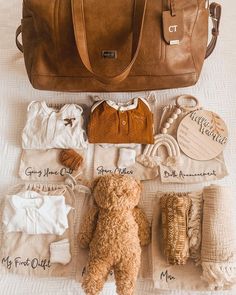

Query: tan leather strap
left=205, top=2, right=221, bottom=59
left=170, top=0, right=176, bottom=16
left=16, top=25, right=23, bottom=53
left=71, top=0, right=147, bottom=85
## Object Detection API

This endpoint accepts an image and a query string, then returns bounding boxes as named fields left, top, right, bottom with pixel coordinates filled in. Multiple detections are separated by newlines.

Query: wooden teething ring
left=176, top=95, right=200, bottom=111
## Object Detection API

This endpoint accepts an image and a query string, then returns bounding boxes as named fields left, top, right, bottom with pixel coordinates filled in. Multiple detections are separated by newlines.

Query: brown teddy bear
left=78, top=174, right=151, bottom=295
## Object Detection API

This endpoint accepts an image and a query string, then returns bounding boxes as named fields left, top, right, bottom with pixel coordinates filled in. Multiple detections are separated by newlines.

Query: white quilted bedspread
left=0, top=0, right=235, bottom=294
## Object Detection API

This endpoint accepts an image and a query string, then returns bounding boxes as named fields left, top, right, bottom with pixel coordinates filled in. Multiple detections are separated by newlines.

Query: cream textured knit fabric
left=201, top=185, right=236, bottom=290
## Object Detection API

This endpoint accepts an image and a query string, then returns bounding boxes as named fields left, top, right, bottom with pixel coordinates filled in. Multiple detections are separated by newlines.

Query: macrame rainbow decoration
left=136, top=133, right=181, bottom=168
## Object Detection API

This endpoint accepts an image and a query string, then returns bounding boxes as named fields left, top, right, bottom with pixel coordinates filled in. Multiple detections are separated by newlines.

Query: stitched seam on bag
left=21, top=17, right=34, bottom=84
left=160, top=0, right=166, bottom=61
left=189, top=0, right=200, bottom=75
left=72, top=0, right=90, bottom=70
left=81, top=0, right=90, bottom=69
left=132, top=0, right=137, bottom=57
left=22, top=1, right=36, bottom=84
left=31, top=72, right=197, bottom=78
left=54, top=0, right=60, bottom=73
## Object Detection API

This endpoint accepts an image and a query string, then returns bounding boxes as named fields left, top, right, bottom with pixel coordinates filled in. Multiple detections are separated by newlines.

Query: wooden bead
left=171, top=114, right=178, bottom=120
left=175, top=108, right=182, bottom=115
left=167, top=118, right=174, bottom=124
left=164, top=122, right=170, bottom=128
left=162, top=128, right=168, bottom=134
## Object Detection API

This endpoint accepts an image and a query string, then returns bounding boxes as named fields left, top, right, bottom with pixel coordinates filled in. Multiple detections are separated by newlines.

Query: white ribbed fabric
left=201, top=185, right=236, bottom=290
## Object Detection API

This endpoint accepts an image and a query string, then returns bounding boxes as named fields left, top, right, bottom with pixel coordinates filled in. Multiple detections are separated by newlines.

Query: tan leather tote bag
left=16, top=0, right=221, bottom=92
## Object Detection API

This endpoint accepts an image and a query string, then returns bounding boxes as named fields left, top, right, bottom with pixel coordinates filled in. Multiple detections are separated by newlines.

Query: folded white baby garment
left=3, top=190, right=72, bottom=235
left=0, top=183, right=90, bottom=278
left=50, top=239, right=71, bottom=265
left=117, top=148, right=136, bottom=168
left=22, top=101, right=88, bottom=149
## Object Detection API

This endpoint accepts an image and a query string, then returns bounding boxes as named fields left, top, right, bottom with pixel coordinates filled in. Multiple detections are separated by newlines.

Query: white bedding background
left=0, top=0, right=235, bottom=294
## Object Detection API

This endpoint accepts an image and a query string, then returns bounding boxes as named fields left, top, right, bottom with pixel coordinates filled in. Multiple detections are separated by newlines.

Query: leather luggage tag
left=162, top=10, right=184, bottom=45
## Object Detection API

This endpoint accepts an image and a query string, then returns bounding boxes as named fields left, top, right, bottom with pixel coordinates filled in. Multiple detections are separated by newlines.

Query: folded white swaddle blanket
left=201, top=185, right=236, bottom=290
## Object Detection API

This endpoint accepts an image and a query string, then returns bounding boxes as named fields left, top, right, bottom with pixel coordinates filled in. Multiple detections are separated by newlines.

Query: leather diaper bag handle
left=71, top=0, right=147, bottom=85
left=15, top=0, right=222, bottom=91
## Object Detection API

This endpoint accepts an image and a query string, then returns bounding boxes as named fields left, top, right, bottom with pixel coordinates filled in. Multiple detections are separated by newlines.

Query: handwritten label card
left=177, top=110, right=228, bottom=161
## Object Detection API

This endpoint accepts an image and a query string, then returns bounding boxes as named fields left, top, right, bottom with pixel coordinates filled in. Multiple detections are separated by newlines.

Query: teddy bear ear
left=91, top=176, right=102, bottom=191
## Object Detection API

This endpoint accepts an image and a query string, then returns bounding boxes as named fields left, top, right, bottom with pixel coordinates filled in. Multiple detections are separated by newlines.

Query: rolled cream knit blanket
left=201, top=185, right=236, bottom=290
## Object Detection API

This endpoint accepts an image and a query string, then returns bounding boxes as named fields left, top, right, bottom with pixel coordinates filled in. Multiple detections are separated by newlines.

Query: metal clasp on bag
left=209, top=3, right=219, bottom=21
left=170, top=40, right=180, bottom=45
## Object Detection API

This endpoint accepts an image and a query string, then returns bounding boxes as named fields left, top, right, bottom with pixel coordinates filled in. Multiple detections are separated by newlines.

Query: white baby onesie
left=22, top=101, right=88, bottom=149
left=3, top=191, right=72, bottom=235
